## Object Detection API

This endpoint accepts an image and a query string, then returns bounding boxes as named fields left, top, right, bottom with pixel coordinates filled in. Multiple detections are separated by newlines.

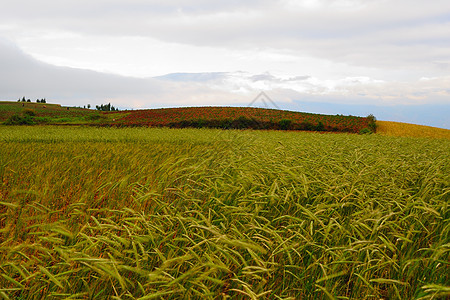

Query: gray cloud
left=2, top=0, right=449, bottom=71
left=0, top=0, right=448, bottom=88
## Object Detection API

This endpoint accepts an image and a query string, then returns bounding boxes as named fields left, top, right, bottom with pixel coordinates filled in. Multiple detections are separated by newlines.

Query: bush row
left=165, top=117, right=358, bottom=133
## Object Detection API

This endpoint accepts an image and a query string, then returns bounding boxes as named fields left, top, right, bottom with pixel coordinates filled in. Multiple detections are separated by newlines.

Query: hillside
left=0, top=101, right=374, bottom=133
left=3, top=101, right=449, bottom=138
left=109, top=106, right=374, bottom=133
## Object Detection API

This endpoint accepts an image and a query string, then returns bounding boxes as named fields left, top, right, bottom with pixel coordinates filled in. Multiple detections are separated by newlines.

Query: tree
left=96, top=102, right=119, bottom=111
left=87, top=104, right=91, bottom=109
left=367, top=114, right=377, bottom=133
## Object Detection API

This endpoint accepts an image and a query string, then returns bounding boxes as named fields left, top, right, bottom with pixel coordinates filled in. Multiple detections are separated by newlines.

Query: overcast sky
left=1, top=0, right=449, bottom=128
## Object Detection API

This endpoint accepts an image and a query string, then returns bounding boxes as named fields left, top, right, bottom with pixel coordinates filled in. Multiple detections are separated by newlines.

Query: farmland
left=0, top=126, right=449, bottom=299
left=112, top=106, right=373, bottom=133
left=0, top=102, right=374, bottom=133
left=377, top=121, right=450, bottom=139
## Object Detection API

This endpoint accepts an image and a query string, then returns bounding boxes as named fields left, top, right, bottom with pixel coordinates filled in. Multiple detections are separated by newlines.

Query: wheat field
left=376, top=121, right=450, bottom=139
left=0, top=126, right=449, bottom=299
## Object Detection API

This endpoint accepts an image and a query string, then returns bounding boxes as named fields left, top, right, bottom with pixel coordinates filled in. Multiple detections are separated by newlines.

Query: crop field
left=112, top=107, right=372, bottom=133
left=377, top=121, right=450, bottom=139
left=0, top=126, right=449, bottom=299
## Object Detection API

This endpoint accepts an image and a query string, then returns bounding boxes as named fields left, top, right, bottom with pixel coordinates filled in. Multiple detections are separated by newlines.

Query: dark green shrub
left=219, top=119, right=232, bottom=129
left=232, top=116, right=252, bottom=129
left=279, top=119, right=292, bottom=130
left=316, top=121, right=325, bottom=131
left=192, top=119, right=206, bottom=128
left=299, top=122, right=314, bottom=131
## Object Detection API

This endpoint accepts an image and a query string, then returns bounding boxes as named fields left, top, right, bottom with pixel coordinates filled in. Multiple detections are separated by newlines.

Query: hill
left=109, top=106, right=374, bottom=133
left=0, top=101, right=374, bottom=133
left=4, top=101, right=450, bottom=138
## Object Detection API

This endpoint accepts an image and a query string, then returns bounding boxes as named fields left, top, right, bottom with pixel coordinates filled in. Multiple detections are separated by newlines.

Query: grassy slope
left=0, top=101, right=123, bottom=124
left=377, top=120, right=450, bottom=139
left=0, top=127, right=448, bottom=299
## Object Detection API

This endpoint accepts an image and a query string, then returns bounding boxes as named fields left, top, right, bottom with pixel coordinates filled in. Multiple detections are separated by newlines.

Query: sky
left=0, top=0, right=449, bottom=128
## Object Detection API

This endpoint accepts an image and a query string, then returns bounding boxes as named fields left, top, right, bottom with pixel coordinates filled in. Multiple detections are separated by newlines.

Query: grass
left=0, top=101, right=123, bottom=125
left=377, top=121, right=450, bottom=139
left=0, top=126, right=449, bottom=299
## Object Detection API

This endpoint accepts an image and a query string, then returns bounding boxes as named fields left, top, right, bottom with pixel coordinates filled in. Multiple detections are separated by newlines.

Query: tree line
left=96, top=103, right=119, bottom=111
left=17, top=97, right=46, bottom=103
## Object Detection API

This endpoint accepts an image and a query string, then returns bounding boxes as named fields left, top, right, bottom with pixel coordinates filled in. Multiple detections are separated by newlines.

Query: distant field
left=1, top=127, right=448, bottom=299
left=0, top=101, right=373, bottom=133
left=377, top=121, right=450, bottom=139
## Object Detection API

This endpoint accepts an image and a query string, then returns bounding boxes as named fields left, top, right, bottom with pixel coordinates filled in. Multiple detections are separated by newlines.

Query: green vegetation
left=0, top=101, right=117, bottom=125
left=4, top=114, right=35, bottom=125
left=0, top=126, right=448, bottom=299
